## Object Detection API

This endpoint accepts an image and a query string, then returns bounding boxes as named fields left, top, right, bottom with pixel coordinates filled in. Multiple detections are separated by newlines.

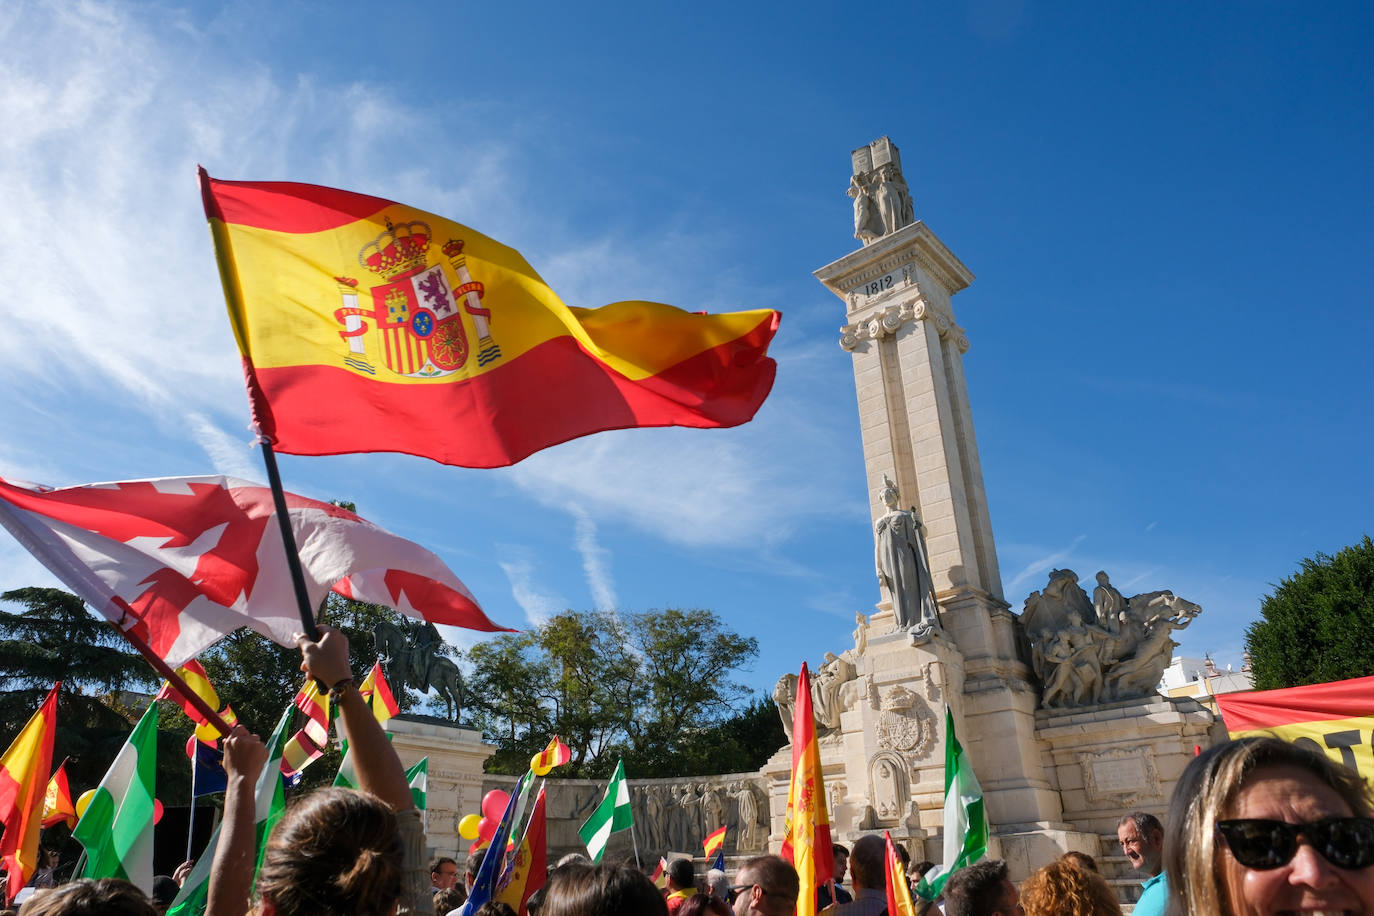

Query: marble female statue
left=874, top=474, right=939, bottom=639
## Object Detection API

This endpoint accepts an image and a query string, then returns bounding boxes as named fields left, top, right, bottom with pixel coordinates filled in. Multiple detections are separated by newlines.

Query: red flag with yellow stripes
left=199, top=171, right=780, bottom=469
left=0, top=683, right=59, bottom=902
left=780, top=662, right=832, bottom=916
left=1216, top=673, right=1374, bottom=780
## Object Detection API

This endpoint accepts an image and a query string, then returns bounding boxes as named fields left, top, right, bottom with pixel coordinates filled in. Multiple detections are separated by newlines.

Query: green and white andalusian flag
left=74, top=703, right=159, bottom=890
left=166, top=705, right=292, bottom=916
left=914, top=707, right=987, bottom=902
left=333, top=740, right=427, bottom=810
left=578, top=758, right=633, bottom=863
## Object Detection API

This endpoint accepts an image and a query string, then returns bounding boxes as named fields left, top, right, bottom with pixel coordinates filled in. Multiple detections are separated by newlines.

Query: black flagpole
left=258, top=440, right=321, bottom=641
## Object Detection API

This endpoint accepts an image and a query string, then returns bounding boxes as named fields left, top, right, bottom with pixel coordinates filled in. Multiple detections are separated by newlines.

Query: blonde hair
left=1021, top=859, right=1121, bottom=916
left=1163, top=737, right=1374, bottom=916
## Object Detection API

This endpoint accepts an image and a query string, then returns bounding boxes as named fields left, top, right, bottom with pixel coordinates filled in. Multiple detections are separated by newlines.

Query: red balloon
left=477, top=816, right=497, bottom=840
left=481, top=789, right=510, bottom=821
left=153, top=799, right=164, bottom=825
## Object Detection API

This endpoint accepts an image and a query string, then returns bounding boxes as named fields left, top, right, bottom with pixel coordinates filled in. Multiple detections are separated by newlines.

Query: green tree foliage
left=467, top=608, right=779, bottom=777
left=0, top=588, right=187, bottom=802
left=1246, top=535, right=1374, bottom=689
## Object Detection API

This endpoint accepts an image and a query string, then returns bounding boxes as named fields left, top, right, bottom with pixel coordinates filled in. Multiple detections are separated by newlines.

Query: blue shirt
left=1134, top=871, right=1168, bottom=916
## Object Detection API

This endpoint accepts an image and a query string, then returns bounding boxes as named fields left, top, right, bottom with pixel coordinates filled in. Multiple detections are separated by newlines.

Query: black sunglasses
left=1216, top=817, right=1374, bottom=870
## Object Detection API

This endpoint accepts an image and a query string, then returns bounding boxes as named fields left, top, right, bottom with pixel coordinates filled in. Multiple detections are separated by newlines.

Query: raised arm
left=205, top=726, right=267, bottom=916
left=295, top=625, right=414, bottom=811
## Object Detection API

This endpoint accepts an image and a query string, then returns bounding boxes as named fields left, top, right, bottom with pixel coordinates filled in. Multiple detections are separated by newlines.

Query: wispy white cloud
left=1004, top=533, right=1088, bottom=591
left=496, top=547, right=568, bottom=626
left=569, top=504, right=617, bottom=611
left=185, top=412, right=261, bottom=481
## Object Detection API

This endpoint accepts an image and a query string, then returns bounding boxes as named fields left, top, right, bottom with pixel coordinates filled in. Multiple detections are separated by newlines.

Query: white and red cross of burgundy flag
left=0, top=475, right=511, bottom=667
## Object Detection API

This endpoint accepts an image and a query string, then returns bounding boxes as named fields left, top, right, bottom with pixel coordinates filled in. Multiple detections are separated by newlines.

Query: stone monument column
left=814, top=137, right=1061, bottom=832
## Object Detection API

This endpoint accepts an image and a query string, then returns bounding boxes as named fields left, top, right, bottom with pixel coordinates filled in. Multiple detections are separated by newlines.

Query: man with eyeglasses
left=1117, top=811, right=1167, bottom=916
left=730, top=855, right=799, bottom=916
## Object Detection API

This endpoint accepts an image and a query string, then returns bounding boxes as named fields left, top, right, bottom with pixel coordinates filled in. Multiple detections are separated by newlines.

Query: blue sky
left=2, top=1, right=1371, bottom=705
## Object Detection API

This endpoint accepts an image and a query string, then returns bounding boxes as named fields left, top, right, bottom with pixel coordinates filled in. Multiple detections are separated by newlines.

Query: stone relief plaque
left=1079, top=747, right=1160, bottom=806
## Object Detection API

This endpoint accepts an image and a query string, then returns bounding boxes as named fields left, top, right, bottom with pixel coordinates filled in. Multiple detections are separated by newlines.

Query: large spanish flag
left=199, top=171, right=780, bottom=468
left=780, top=662, right=832, bottom=916
left=1216, top=673, right=1374, bottom=781
left=0, top=683, right=59, bottom=902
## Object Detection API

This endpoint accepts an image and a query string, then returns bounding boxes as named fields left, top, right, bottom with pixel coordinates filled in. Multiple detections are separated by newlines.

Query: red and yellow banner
left=703, top=824, right=727, bottom=858
left=885, top=831, right=918, bottom=916
left=41, top=761, right=77, bottom=830
left=495, top=783, right=547, bottom=912
left=781, top=662, right=832, bottom=916
left=1216, top=673, right=1374, bottom=780
left=0, top=683, right=59, bottom=902
left=359, top=661, right=400, bottom=725
left=199, top=171, right=780, bottom=468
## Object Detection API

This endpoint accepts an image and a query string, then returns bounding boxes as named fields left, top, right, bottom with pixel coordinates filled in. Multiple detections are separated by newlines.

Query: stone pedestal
left=1035, top=696, right=1228, bottom=837
left=383, top=715, right=496, bottom=860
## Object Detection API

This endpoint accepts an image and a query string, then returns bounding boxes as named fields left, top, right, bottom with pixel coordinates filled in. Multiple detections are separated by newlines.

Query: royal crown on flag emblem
left=359, top=219, right=432, bottom=280
left=333, top=221, right=497, bottom=379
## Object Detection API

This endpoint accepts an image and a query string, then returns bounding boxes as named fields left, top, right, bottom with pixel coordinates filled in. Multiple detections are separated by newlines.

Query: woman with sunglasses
left=1163, top=736, right=1374, bottom=915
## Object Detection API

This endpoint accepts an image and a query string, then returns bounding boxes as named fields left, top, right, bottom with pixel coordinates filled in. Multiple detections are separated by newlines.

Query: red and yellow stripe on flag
left=531, top=735, right=572, bottom=773
left=780, top=662, right=833, bottom=916
left=156, top=660, right=220, bottom=728
left=1216, top=673, right=1374, bottom=780
left=703, top=824, right=727, bottom=859
left=41, top=761, right=77, bottom=829
left=199, top=171, right=780, bottom=469
left=495, top=783, right=548, bottom=913
left=884, top=831, right=917, bottom=916
left=359, top=661, right=400, bottom=725
left=0, top=683, right=59, bottom=903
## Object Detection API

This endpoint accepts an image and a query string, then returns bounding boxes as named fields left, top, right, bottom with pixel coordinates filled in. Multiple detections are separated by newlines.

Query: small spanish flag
left=884, top=831, right=918, bottom=916
left=40, top=761, right=76, bottom=829
left=703, top=825, right=727, bottom=871
left=0, top=683, right=59, bottom=902
left=531, top=735, right=572, bottom=773
left=155, top=660, right=220, bottom=728
left=359, top=661, right=401, bottom=724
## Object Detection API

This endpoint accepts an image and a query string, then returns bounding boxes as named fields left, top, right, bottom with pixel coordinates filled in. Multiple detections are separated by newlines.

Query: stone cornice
left=813, top=220, right=976, bottom=307
left=838, top=296, right=969, bottom=353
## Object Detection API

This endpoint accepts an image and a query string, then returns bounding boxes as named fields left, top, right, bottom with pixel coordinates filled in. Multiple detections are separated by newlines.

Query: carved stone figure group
left=1020, top=569, right=1201, bottom=708
left=848, top=164, right=915, bottom=244
left=630, top=778, right=768, bottom=854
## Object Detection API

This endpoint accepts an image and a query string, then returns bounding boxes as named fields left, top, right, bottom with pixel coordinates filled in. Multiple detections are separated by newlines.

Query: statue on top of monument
left=848, top=137, right=915, bottom=245
left=874, top=473, right=940, bottom=643
left=1020, top=569, right=1203, bottom=708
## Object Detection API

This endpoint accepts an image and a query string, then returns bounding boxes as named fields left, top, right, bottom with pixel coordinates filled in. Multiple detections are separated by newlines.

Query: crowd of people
left=9, top=627, right=1372, bottom=916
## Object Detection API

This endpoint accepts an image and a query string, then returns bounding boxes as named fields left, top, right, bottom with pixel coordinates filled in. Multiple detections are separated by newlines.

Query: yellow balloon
left=76, top=788, right=98, bottom=819
left=458, top=813, right=482, bottom=840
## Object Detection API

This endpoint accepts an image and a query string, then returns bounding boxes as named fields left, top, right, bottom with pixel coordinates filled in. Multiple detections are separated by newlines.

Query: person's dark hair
left=255, top=787, right=403, bottom=916
left=540, top=863, right=668, bottom=916
left=668, top=856, right=695, bottom=889
left=942, top=859, right=1010, bottom=916
left=679, top=892, right=731, bottom=916
left=737, top=855, right=800, bottom=911
left=894, top=843, right=912, bottom=867
left=18, top=878, right=157, bottom=916
left=913, top=860, right=936, bottom=877
left=1117, top=811, right=1163, bottom=838
left=150, top=875, right=180, bottom=908
left=474, top=903, right=518, bottom=916
left=1060, top=851, right=1098, bottom=873
left=525, top=885, right=547, bottom=914
left=466, top=846, right=488, bottom=880
left=832, top=843, right=850, bottom=857
left=434, top=887, right=466, bottom=912
left=1163, top=736, right=1374, bottom=916
left=847, top=834, right=886, bottom=889
left=431, top=855, right=458, bottom=875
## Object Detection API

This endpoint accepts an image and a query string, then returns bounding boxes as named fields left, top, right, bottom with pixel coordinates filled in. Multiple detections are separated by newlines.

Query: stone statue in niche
left=874, top=474, right=940, bottom=642
left=847, top=137, right=915, bottom=245
left=1021, top=568, right=1203, bottom=708
left=728, top=780, right=767, bottom=851
left=773, top=653, right=861, bottom=740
